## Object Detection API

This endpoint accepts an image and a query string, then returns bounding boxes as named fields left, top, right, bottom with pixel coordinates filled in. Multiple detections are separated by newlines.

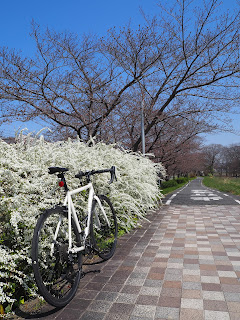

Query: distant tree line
left=203, top=144, right=240, bottom=177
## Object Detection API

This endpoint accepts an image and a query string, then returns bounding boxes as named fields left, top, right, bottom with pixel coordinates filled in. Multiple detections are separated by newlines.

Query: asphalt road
left=162, top=177, right=240, bottom=206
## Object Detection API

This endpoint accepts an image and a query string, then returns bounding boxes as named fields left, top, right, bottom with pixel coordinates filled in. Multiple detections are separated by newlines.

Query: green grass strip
left=202, top=176, right=240, bottom=196
left=161, top=178, right=196, bottom=195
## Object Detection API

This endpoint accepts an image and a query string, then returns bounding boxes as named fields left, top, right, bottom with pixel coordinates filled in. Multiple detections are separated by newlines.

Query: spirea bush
left=0, top=132, right=165, bottom=313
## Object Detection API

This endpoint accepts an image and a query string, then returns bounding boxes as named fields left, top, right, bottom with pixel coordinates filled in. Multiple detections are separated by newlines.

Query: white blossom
left=0, top=132, right=165, bottom=307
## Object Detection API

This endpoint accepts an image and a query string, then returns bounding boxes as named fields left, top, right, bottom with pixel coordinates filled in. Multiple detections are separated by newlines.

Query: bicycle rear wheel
left=90, top=195, right=118, bottom=260
left=31, top=206, right=82, bottom=308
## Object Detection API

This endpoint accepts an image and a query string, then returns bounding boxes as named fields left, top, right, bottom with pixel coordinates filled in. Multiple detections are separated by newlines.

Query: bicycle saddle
left=48, top=167, right=69, bottom=174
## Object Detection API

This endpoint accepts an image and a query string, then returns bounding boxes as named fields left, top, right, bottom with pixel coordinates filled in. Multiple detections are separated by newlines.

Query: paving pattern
left=17, top=205, right=240, bottom=320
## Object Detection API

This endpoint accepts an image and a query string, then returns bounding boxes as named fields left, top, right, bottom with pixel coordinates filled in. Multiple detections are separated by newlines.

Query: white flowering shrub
left=0, top=132, right=165, bottom=312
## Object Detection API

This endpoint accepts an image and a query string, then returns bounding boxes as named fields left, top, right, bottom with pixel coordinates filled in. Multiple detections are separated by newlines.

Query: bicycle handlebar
left=75, top=166, right=117, bottom=184
left=48, top=166, right=117, bottom=184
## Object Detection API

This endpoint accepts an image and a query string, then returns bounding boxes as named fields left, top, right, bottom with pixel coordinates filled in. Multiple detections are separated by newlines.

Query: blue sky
left=0, top=0, right=240, bottom=146
left=0, top=0, right=156, bottom=54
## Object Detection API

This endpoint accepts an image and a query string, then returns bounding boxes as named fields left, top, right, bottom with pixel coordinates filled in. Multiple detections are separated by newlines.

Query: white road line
left=165, top=180, right=196, bottom=205
left=165, top=193, right=177, bottom=205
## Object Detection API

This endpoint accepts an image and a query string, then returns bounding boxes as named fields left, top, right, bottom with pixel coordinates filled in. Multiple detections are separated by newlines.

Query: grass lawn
left=203, top=176, right=240, bottom=196
left=160, top=179, right=194, bottom=195
left=161, top=182, right=187, bottom=195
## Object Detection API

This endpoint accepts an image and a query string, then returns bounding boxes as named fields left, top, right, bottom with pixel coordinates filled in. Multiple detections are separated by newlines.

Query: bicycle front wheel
left=31, top=206, right=82, bottom=308
left=90, top=195, right=118, bottom=260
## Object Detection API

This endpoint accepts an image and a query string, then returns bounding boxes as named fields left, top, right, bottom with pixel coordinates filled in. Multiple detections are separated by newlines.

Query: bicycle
left=31, top=166, right=118, bottom=308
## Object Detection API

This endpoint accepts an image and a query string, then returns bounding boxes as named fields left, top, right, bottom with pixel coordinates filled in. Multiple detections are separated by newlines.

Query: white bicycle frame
left=51, top=182, right=110, bottom=255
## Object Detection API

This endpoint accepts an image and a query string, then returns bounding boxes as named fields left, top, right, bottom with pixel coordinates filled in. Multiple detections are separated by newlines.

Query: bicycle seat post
left=57, top=172, right=69, bottom=192
left=86, top=173, right=91, bottom=184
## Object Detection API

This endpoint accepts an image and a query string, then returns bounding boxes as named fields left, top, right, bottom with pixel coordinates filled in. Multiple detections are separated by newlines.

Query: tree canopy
left=0, top=0, right=240, bottom=164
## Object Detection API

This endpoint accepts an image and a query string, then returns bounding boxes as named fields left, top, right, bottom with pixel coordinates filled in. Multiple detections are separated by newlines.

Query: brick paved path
left=16, top=205, right=240, bottom=320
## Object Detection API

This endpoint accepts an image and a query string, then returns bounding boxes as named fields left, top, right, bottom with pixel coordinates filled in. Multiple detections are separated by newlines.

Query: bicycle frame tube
left=51, top=183, right=111, bottom=255
left=63, top=182, right=95, bottom=253
left=51, top=215, right=63, bottom=256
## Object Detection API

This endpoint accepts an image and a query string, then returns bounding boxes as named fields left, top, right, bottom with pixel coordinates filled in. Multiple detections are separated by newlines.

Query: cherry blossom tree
left=0, top=0, right=240, bottom=156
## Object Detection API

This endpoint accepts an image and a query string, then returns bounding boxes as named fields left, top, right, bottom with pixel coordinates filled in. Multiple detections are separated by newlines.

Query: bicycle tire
left=90, top=195, right=118, bottom=260
left=31, top=206, right=82, bottom=308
